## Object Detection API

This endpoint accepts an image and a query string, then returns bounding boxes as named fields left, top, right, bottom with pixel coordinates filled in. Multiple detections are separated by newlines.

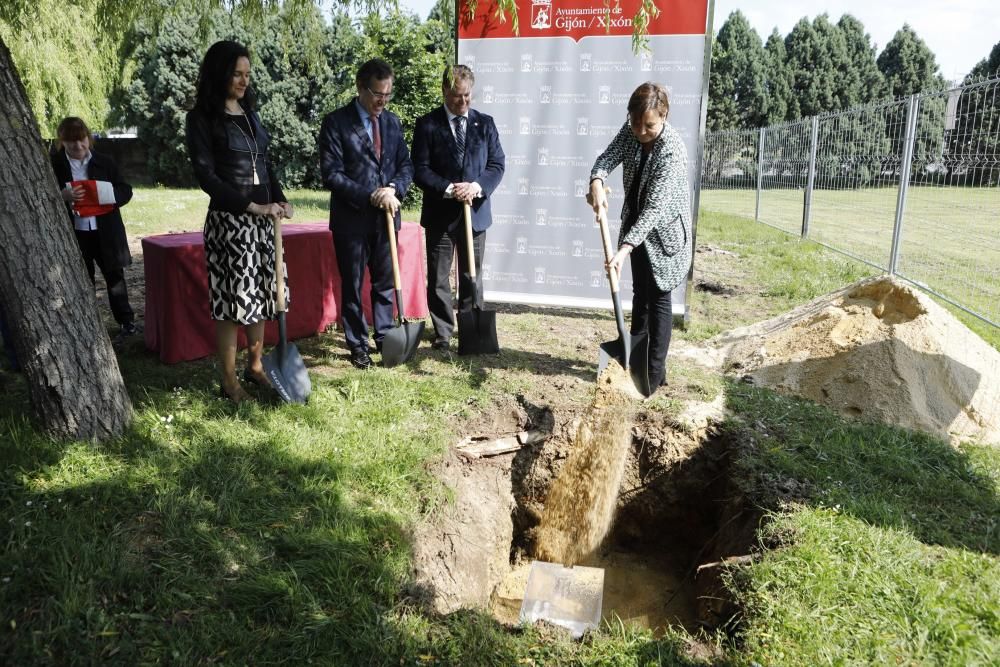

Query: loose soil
left=682, top=276, right=1000, bottom=446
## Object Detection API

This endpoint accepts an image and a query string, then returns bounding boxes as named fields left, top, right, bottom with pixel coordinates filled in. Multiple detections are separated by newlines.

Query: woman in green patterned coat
left=588, top=82, right=692, bottom=391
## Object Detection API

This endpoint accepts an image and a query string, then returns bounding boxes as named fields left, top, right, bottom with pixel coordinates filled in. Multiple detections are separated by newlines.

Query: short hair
left=56, top=117, right=92, bottom=148
left=627, top=82, right=670, bottom=121
left=442, top=64, right=475, bottom=90
left=356, top=59, right=394, bottom=88
left=193, top=40, right=256, bottom=116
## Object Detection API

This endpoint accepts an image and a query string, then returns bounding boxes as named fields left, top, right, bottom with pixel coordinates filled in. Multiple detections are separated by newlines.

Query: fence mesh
left=699, top=76, right=1000, bottom=328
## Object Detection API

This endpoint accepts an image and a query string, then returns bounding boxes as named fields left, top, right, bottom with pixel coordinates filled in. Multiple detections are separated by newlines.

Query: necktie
left=370, top=114, right=381, bottom=160
left=454, top=116, right=466, bottom=165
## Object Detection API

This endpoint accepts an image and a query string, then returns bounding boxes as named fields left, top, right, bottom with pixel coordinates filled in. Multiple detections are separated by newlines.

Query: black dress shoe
left=431, top=337, right=450, bottom=351
left=350, top=348, right=372, bottom=370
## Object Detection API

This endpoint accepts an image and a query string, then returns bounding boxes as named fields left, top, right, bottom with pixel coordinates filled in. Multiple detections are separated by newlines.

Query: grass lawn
left=700, top=186, right=1000, bottom=329
left=0, top=191, right=997, bottom=664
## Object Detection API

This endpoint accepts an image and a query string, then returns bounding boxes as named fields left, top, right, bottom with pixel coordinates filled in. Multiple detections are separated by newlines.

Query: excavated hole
left=409, top=397, right=759, bottom=637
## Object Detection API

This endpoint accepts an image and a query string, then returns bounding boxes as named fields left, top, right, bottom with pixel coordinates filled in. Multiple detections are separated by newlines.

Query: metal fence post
left=754, top=127, right=764, bottom=222
left=889, top=95, right=919, bottom=276
left=802, top=116, right=819, bottom=238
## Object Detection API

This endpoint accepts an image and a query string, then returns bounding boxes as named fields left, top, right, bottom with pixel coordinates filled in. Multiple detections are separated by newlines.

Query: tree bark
left=0, top=36, right=132, bottom=440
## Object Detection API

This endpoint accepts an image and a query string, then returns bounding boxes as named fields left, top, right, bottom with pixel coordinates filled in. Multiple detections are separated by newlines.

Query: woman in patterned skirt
left=588, top=82, right=692, bottom=392
left=186, top=40, right=293, bottom=403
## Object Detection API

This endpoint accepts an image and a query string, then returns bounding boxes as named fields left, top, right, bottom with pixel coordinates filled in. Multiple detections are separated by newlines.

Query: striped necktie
left=453, top=116, right=466, bottom=165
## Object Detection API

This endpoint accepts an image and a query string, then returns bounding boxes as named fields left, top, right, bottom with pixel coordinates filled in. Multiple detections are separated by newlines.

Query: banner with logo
left=457, top=0, right=712, bottom=318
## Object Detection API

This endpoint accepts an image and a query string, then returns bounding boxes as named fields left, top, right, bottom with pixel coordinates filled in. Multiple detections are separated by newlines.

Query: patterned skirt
left=204, top=210, right=289, bottom=324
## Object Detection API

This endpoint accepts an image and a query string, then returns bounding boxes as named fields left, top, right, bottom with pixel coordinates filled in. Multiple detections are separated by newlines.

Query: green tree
left=426, top=0, right=456, bottom=63
left=877, top=24, right=943, bottom=98
left=763, top=28, right=793, bottom=123
left=837, top=14, right=885, bottom=104
left=118, top=7, right=213, bottom=185
left=0, top=0, right=118, bottom=136
left=784, top=15, right=853, bottom=118
left=707, top=11, right=768, bottom=131
left=946, top=41, right=1000, bottom=186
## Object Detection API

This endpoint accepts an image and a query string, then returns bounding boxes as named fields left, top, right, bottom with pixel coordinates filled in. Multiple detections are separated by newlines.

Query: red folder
left=70, top=179, right=116, bottom=217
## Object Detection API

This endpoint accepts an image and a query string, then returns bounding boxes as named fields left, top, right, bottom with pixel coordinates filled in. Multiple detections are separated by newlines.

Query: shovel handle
left=385, top=209, right=402, bottom=291
left=273, top=215, right=287, bottom=313
left=463, top=202, right=476, bottom=279
left=595, top=207, right=620, bottom=294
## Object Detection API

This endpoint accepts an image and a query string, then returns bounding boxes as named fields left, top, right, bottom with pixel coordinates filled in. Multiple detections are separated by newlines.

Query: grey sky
left=390, top=0, right=998, bottom=81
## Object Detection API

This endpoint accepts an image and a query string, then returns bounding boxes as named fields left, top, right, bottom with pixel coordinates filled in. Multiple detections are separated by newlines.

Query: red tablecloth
left=142, top=222, right=427, bottom=364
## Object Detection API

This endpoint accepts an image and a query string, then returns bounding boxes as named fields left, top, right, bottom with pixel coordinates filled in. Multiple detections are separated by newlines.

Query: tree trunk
left=0, top=36, right=132, bottom=440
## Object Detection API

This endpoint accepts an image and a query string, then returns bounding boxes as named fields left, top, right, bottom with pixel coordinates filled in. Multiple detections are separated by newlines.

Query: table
left=142, top=222, right=427, bottom=364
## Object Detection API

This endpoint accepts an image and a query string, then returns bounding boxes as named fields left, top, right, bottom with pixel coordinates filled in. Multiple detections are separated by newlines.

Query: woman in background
left=588, top=82, right=692, bottom=392
left=51, top=116, right=138, bottom=345
left=186, top=40, right=293, bottom=404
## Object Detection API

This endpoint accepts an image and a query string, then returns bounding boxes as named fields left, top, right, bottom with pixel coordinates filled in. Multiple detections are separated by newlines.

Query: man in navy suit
left=319, top=58, right=414, bottom=369
left=412, top=65, right=505, bottom=350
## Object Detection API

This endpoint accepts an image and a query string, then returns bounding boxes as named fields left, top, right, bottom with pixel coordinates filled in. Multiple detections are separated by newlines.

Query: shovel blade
left=457, top=307, right=500, bottom=355
left=262, top=342, right=311, bottom=404
left=382, top=320, right=425, bottom=367
left=598, top=332, right=653, bottom=397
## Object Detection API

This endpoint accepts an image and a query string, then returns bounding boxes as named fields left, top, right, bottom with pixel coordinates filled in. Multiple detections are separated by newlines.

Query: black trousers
left=74, top=230, right=134, bottom=327
left=332, top=226, right=394, bottom=352
left=629, top=243, right=673, bottom=389
left=425, top=219, right=485, bottom=340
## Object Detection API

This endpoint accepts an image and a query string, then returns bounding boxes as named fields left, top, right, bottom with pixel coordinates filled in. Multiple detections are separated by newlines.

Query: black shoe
left=375, top=340, right=383, bottom=354
left=431, top=337, right=450, bottom=351
left=112, top=322, right=141, bottom=346
left=350, top=348, right=372, bottom=370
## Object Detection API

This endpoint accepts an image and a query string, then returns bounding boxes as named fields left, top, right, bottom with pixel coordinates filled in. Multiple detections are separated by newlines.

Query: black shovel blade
left=457, top=307, right=500, bottom=355
left=597, top=332, right=653, bottom=397
left=382, top=320, right=425, bottom=367
left=262, top=342, right=311, bottom=404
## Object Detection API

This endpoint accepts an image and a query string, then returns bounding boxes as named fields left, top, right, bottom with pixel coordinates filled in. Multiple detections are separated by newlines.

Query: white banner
left=458, top=0, right=712, bottom=317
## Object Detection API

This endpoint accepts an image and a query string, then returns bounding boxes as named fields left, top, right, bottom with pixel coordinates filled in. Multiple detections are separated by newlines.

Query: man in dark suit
left=411, top=65, right=505, bottom=350
left=319, top=58, right=414, bottom=369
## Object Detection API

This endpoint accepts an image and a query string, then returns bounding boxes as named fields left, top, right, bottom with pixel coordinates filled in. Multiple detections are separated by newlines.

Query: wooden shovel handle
left=385, top=209, right=402, bottom=291
left=463, top=202, right=476, bottom=279
left=595, top=197, right=620, bottom=294
left=273, top=215, right=286, bottom=312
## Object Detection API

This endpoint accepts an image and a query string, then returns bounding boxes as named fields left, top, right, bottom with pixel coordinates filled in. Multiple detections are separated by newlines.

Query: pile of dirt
left=691, top=276, right=1000, bottom=446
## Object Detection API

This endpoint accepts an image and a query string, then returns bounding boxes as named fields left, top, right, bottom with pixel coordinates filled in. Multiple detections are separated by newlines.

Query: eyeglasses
left=366, top=86, right=393, bottom=102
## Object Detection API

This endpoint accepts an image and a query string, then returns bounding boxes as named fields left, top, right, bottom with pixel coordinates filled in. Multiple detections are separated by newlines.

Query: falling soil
left=534, top=364, right=638, bottom=566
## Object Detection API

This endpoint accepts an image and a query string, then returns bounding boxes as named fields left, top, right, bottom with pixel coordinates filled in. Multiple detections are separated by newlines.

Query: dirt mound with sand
left=688, top=276, right=1000, bottom=446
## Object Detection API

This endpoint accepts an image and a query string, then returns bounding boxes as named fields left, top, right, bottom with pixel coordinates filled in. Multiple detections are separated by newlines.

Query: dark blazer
left=185, top=107, right=286, bottom=213
left=412, top=107, right=505, bottom=232
left=51, top=150, right=133, bottom=270
left=318, top=101, right=414, bottom=234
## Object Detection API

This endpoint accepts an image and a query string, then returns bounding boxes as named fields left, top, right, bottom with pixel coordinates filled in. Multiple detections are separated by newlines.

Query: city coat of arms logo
left=531, top=0, right=552, bottom=29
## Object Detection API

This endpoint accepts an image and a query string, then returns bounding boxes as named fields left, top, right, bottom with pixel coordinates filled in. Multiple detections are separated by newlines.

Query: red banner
left=458, top=0, right=707, bottom=41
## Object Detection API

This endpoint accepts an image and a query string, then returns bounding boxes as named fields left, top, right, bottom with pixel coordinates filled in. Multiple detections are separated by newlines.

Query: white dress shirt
left=66, top=150, right=96, bottom=231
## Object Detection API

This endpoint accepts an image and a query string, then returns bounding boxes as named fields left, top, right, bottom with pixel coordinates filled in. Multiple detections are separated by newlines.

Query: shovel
left=457, top=202, right=499, bottom=355
left=262, top=216, right=311, bottom=404
left=595, top=203, right=652, bottom=397
left=381, top=209, right=424, bottom=367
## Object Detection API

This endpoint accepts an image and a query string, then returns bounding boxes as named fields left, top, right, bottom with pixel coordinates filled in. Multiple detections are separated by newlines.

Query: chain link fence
left=700, top=76, right=1000, bottom=329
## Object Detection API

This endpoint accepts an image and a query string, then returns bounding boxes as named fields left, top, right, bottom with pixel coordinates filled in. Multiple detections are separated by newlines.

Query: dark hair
left=56, top=117, right=93, bottom=148
left=627, top=82, right=670, bottom=121
left=356, top=58, right=394, bottom=89
left=193, top=40, right=256, bottom=115
left=442, top=64, right=475, bottom=90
